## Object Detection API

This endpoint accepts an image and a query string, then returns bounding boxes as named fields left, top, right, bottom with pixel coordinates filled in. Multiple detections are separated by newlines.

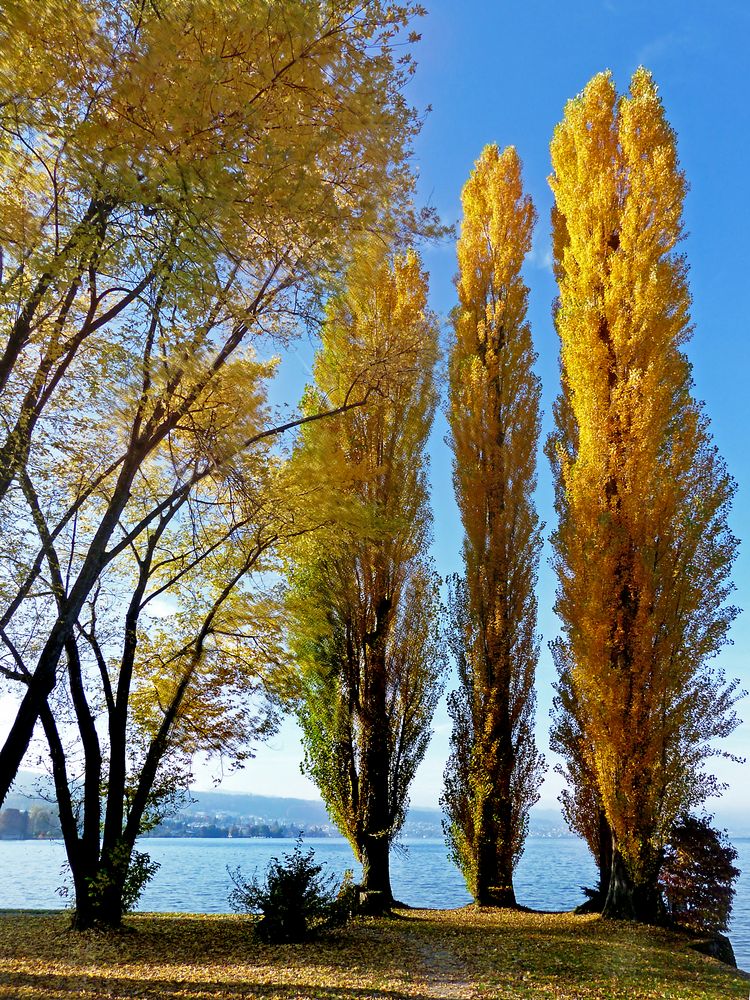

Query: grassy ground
left=0, top=908, right=747, bottom=1000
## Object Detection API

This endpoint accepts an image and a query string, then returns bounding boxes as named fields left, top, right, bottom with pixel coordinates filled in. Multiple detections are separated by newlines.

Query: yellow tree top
left=305, top=241, right=439, bottom=557
left=450, top=143, right=540, bottom=642
left=550, top=68, right=691, bottom=517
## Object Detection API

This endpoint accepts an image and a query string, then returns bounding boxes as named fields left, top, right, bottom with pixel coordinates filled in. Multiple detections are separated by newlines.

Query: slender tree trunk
left=38, top=701, right=102, bottom=930
left=0, top=644, right=64, bottom=803
left=597, top=809, right=614, bottom=901
left=359, top=707, right=394, bottom=900
left=69, top=875, right=99, bottom=931
left=473, top=684, right=518, bottom=908
left=358, top=596, right=394, bottom=903
left=0, top=444, right=150, bottom=806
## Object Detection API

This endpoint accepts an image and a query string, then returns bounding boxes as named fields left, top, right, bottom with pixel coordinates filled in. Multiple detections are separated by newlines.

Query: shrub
left=228, top=837, right=356, bottom=943
left=660, top=813, right=740, bottom=933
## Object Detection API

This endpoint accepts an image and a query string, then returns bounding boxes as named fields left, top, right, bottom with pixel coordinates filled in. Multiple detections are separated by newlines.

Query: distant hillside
left=5, top=771, right=54, bottom=810
left=6, top=770, right=749, bottom=838
left=180, top=790, right=573, bottom=838
left=182, top=790, right=330, bottom=825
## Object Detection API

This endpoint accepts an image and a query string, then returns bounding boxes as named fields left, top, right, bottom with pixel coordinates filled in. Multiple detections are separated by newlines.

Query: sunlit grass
left=0, top=907, right=746, bottom=999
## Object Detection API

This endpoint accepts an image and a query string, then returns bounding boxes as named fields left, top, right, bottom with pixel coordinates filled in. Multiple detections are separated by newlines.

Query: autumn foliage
left=0, top=0, right=434, bottom=929
left=0, top=0, right=743, bottom=943
left=288, top=243, right=445, bottom=902
left=547, top=68, right=740, bottom=920
left=443, top=145, right=544, bottom=906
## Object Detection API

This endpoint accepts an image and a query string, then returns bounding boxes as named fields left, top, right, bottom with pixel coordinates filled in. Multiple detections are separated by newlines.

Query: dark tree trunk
left=360, top=831, right=392, bottom=898
left=472, top=675, right=518, bottom=908
left=603, top=849, right=637, bottom=919
left=90, top=859, right=127, bottom=930
left=0, top=441, right=153, bottom=808
left=69, top=855, right=125, bottom=932
left=0, top=646, right=62, bottom=804
left=69, top=863, right=126, bottom=932
left=358, top=695, right=394, bottom=901
left=597, top=808, right=614, bottom=901
left=39, top=701, right=108, bottom=931
left=603, top=847, right=663, bottom=923
left=474, top=793, right=517, bottom=907
left=357, top=593, right=394, bottom=902
left=70, top=880, right=98, bottom=932
left=476, top=875, right=517, bottom=908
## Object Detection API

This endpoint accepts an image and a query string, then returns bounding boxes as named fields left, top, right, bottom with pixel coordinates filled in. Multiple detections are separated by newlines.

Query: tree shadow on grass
left=0, top=969, right=439, bottom=1000
left=0, top=911, right=436, bottom=1000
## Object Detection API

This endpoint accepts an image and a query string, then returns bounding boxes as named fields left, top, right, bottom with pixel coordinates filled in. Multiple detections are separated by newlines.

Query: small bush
left=660, top=813, right=740, bottom=933
left=228, top=837, right=356, bottom=943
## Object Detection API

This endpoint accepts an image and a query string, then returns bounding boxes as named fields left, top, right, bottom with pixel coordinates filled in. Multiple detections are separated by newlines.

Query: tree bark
left=472, top=677, right=518, bottom=908
left=474, top=793, right=517, bottom=907
left=357, top=593, right=394, bottom=902
left=597, top=808, right=614, bottom=901
left=360, top=831, right=392, bottom=898
left=602, top=847, right=663, bottom=923
left=358, top=708, right=394, bottom=900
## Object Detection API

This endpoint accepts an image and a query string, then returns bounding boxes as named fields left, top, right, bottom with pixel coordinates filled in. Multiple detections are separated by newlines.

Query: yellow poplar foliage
left=288, top=242, right=445, bottom=893
left=444, top=145, right=543, bottom=905
left=548, top=69, right=739, bottom=898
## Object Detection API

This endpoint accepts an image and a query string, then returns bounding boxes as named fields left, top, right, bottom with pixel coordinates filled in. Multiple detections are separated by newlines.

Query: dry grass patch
left=0, top=908, right=746, bottom=1000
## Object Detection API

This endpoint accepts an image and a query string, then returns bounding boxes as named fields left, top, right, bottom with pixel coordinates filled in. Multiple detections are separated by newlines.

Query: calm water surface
left=4, top=837, right=749, bottom=970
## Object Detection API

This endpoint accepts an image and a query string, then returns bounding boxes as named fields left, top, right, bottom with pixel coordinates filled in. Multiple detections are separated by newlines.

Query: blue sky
left=209, top=0, right=750, bottom=819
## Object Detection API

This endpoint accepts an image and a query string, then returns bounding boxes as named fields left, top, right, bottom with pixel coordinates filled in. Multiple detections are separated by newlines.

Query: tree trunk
left=360, top=831, right=392, bottom=898
left=0, top=652, right=61, bottom=804
left=356, top=593, right=394, bottom=903
left=476, top=877, right=517, bottom=908
left=602, top=847, right=662, bottom=923
left=358, top=713, right=394, bottom=901
left=474, top=795, right=517, bottom=907
left=0, top=443, right=151, bottom=808
left=597, top=808, right=614, bottom=901
left=70, top=878, right=98, bottom=932
left=70, top=876, right=125, bottom=931
left=472, top=687, right=518, bottom=908
left=91, top=874, right=126, bottom=930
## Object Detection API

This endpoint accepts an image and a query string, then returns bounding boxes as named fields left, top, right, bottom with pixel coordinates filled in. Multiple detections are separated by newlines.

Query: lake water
left=3, top=836, right=750, bottom=971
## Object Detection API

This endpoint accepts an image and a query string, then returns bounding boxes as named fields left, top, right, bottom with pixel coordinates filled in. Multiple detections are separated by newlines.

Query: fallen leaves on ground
left=0, top=907, right=746, bottom=1000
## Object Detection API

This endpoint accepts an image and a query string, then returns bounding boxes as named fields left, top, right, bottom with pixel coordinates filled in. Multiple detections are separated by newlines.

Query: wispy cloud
left=528, top=239, right=554, bottom=274
left=636, top=28, right=700, bottom=68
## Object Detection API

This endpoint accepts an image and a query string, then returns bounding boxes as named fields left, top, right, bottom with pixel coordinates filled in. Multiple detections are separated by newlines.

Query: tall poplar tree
left=547, top=69, right=740, bottom=922
left=443, top=145, right=544, bottom=907
left=288, top=244, right=445, bottom=904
